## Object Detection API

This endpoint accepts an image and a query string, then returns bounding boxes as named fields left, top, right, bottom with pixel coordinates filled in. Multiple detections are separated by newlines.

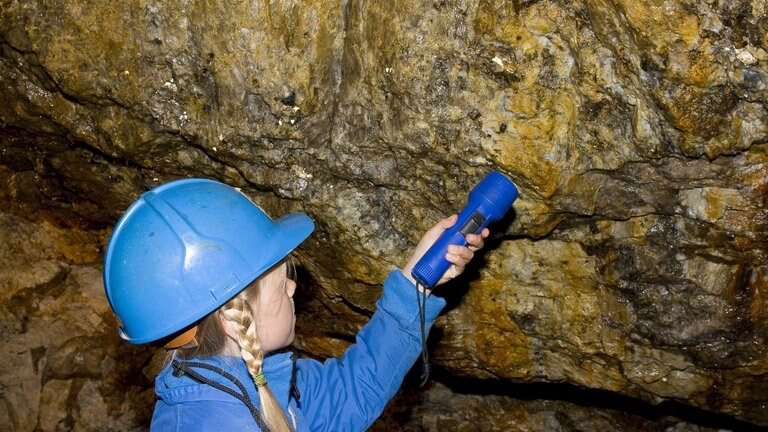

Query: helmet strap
left=164, top=326, right=199, bottom=349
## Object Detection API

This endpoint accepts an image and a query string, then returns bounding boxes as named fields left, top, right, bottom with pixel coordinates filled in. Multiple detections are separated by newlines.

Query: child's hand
left=402, top=214, right=489, bottom=292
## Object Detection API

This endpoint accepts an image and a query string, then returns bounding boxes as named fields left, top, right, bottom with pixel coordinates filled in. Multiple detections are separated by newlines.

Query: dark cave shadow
left=398, top=365, right=767, bottom=432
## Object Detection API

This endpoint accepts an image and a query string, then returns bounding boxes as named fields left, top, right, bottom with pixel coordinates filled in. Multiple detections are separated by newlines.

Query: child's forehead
left=246, top=262, right=288, bottom=296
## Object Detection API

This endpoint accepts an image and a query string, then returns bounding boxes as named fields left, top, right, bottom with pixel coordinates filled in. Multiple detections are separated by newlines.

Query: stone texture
left=1, top=0, right=767, bottom=430
left=0, top=212, right=156, bottom=431
left=371, top=381, right=743, bottom=431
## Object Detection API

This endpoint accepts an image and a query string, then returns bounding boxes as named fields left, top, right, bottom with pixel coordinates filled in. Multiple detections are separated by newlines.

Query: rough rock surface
left=1, top=0, right=767, bottom=430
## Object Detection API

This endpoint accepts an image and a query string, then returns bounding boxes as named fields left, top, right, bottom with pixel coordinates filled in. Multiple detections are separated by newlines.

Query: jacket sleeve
left=296, top=269, right=446, bottom=432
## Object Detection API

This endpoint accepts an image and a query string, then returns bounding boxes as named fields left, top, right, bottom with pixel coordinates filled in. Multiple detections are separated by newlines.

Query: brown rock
left=1, top=0, right=766, bottom=429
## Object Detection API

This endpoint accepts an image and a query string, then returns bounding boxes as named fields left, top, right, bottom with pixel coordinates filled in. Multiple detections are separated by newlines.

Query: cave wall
left=1, top=0, right=767, bottom=430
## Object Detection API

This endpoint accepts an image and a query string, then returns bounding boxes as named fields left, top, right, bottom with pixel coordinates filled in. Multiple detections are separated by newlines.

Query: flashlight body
left=411, top=171, right=518, bottom=289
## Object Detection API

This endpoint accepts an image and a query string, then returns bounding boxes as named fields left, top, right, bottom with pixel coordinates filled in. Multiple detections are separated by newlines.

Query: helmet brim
left=117, top=212, right=314, bottom=344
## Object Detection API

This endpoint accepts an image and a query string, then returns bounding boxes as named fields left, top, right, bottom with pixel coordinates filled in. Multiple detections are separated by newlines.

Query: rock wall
left=1, top=0, right=767, bottom=430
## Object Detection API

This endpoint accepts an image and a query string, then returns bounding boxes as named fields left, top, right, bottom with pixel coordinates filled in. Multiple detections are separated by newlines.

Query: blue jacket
left=151, top=270, right=446, bottom=431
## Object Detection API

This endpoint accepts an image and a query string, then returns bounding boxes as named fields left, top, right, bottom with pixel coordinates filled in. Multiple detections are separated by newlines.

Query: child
left=103, top=178, right=488, bottom=432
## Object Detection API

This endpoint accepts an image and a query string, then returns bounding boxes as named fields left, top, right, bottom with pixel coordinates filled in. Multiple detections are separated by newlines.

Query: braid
left=221, top=293, right=293, bottom=432
left=219, top=297, right=264, bottom=373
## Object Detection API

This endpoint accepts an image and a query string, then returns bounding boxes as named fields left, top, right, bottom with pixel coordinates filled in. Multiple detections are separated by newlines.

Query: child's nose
left=286, top=279, right=296, bottom=298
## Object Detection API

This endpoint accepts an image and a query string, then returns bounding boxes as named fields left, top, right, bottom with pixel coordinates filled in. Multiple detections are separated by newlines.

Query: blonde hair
left=174, top=267, right=294, bottom=432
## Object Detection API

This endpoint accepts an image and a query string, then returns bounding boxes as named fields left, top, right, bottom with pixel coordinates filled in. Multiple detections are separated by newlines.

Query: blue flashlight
left=411, top=171, right=519, bottom=289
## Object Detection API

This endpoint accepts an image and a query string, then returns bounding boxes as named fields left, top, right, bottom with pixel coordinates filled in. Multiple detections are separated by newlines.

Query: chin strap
left=171, top=357, right=302, bottom=430
left=172, top=360, right=270, bottom=431
left=164, top=326, right=199, bottom=349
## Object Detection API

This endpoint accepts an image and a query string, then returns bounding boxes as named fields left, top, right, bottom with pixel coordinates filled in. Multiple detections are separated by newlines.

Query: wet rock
left=1, top=0, right=767, bottom=429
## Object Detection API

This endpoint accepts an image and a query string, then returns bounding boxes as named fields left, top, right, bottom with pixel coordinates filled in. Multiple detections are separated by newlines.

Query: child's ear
left=218, top=312, right=240, bottom=342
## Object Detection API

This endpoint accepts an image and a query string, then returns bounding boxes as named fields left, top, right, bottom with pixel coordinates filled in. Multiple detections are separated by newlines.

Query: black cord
left=289, top=354, right=301, bottom=407
left=416, top=282, right=431, bottom=387
left=172, top=360, right=270, bottom=431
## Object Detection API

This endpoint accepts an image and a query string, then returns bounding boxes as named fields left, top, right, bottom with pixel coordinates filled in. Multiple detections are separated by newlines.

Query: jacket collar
left=156, top=351, right=296, bottom=409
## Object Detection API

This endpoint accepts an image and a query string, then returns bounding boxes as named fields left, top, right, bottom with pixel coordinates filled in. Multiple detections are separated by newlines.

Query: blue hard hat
left=103, top=178, right=314, bottom=344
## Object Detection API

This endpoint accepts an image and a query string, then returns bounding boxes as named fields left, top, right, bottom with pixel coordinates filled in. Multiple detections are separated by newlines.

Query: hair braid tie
left=252, top=371, right=268, bottom=388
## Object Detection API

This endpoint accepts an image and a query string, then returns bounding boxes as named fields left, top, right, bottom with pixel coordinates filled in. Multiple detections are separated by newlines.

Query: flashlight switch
left=459, top=211, right=486, bottom=236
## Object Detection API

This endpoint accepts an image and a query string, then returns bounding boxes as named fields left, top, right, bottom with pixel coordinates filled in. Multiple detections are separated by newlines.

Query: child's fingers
left=466, top=235, right=483, bottom=251
left=465, top=228, right=489, bottom=251
left=439, top=244, right=477, bottom=284
left=446, top=246, right=474, bottom=266
left=439, top=214, right=459, bottom=228
left=444, top=251, right=471, bottom=279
